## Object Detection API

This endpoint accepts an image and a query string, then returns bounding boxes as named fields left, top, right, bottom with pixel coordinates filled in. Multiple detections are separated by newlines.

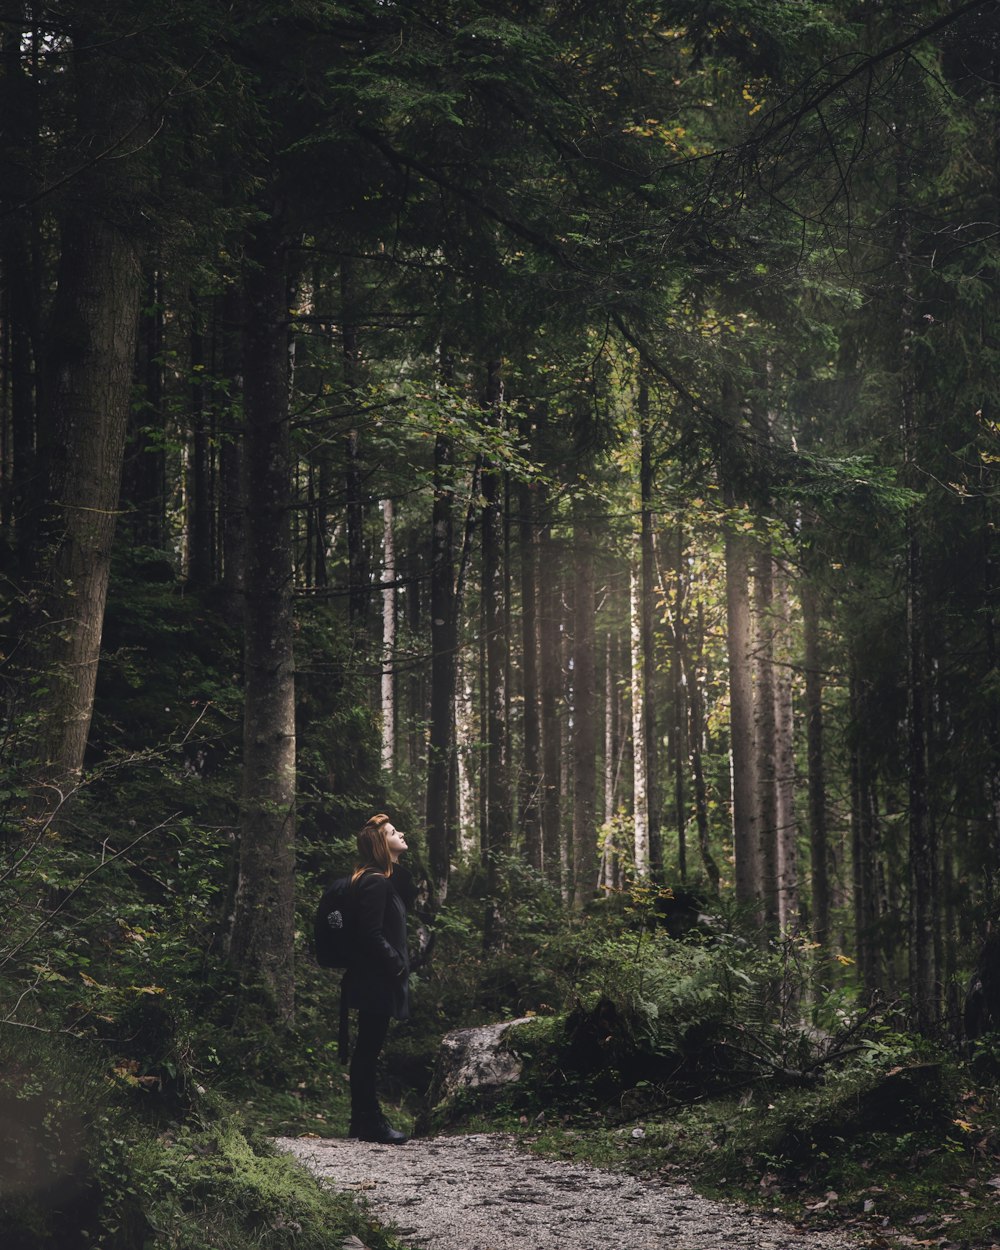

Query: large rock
left=420, top=1018, right=536, bottom=1130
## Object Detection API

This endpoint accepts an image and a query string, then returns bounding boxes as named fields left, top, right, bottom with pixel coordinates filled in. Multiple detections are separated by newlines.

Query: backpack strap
left=338, top=970, right=350, bottom=1063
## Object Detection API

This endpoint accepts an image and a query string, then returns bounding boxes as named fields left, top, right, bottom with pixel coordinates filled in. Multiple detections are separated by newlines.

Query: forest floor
left=275, top=1131, right=862, bottom=1250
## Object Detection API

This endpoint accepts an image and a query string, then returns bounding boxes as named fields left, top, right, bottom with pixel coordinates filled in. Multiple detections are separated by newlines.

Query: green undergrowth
left=454, top=1036, right=1000, bottom=1250
left=0, top=1029, right=409, bottom=1250
left=409, top=895, right=1000, bottom=1249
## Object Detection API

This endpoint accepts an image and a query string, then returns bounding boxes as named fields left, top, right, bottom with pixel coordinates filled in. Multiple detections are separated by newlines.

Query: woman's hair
left=352, top=812, right=394, bottom=880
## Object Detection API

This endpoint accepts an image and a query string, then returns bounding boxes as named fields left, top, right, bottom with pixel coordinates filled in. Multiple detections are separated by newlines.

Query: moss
left=0, top=1030, right=405, bottom=1250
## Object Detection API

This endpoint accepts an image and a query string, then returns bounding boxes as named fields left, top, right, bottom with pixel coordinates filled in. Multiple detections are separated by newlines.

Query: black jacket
left=344, top=865, right=412, bottom=1020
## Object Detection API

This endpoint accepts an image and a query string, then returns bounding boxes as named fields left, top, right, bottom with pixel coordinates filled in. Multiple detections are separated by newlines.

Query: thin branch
left=0, top=813, right=181, bottom=968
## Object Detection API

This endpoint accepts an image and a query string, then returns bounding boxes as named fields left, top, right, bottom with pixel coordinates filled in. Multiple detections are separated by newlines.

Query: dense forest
left=5, top=1, right=1000, bottom=1247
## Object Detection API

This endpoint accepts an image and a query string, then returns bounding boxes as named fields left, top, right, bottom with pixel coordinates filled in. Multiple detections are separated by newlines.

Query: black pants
left=349, top=1010, right=391, bottom=1121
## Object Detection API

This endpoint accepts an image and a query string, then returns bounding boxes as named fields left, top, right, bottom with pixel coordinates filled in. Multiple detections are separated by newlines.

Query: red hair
left=352, top=812, right=394, bottom=880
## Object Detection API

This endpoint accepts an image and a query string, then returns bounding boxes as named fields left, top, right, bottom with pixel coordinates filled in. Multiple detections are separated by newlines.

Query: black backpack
left=313, top=876, right=355, bottom=968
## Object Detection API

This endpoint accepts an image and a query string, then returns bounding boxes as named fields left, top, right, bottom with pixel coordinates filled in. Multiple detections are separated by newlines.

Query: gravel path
left=275, top=1132, right=864, bottom=1250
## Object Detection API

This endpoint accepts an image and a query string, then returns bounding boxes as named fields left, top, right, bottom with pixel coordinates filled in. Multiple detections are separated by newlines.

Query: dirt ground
left=275, top=1131, right=864, bottom=1250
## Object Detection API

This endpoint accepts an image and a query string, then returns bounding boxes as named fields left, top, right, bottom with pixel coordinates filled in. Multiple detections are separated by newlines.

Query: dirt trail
left=276, top=1132, right=864, bottom=1250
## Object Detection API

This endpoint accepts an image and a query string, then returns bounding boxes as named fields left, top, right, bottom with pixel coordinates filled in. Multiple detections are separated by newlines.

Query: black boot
left=349, top=1111, right=408, bottom=1144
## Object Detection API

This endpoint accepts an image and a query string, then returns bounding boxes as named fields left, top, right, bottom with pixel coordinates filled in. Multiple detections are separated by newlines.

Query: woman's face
left=384, top=822, right=408, bottom=862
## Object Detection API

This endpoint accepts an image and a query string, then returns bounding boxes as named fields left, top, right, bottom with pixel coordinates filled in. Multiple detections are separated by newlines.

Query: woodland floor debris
left=275, top=1131, right=862, bottom=1250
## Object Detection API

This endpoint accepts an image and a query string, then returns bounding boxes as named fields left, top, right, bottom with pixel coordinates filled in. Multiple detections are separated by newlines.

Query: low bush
left=0, top=1028, right=402, bottom=1250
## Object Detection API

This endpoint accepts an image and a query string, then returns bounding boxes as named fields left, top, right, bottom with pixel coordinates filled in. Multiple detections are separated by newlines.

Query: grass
left=0, top=1026, right=412, bottom=1250
left=446, top=1062, right=1000, bottom=1250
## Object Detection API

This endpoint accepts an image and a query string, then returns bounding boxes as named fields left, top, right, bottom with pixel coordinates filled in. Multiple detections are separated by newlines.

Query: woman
left=345, top=812, right=414, bottom=1144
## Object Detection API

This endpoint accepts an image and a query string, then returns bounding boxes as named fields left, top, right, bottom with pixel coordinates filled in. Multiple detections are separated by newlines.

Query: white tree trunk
left=456, top=648, right=478, bottom=855
left=599, top=631, right=616, bottom=889
left=604, top=631, right=616, bottom=825
left=380, top=497, right=396, bottom=772
left=774, top=562, right=799, bottom=932
left=631, top=563, right=650, bottom=877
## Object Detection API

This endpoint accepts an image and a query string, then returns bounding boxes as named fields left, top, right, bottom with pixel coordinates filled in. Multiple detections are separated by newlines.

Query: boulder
left=420, top=1018, right=536, bottom=1130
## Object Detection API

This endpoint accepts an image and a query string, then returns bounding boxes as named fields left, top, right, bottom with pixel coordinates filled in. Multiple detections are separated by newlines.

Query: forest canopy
left=2, top=0, right=1000, bottom=1105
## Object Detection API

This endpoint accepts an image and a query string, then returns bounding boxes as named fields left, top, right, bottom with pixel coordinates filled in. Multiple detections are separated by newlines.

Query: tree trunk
left=599, top=630, right=616, bottom=889
left=1, top=8, right=43, bottom=571
left=561, top=565, right=575, bottom=903
left=688, top=600, right=720, bottom=892
left=456, top=643, right=477, bottom=857
left=35, top=170, right=142, bottom=788
left=631, top=562, right=650, bottom=877
left=380, top=496, right=396, bottom=772
left=342, top=258, right=368, bottom=633
left=538, top=492, right=563, bottom=888
left=725, top=504, right=760, bottom=918
left=482, top=360, right=509, bottom=920
left=572, top=499, right=598, bottom=907
left=898, top=139, right=937, bottom=1031
left=519, top=477, right=543, bottom=872
left=427, top=432, right=457, bottom=900
left=604, top=631, right=616, bottom=826
left=670, top=528, right=688, bottom=882
left=801, top=577, right=829, bottom=951
left=850, top=670, right=881, bottom=998
left=639, top=380, right=662, bottom=874
left=406, top=533, right=423, bottom=774
left=773, top=563, right=798, bottom=932
left=122, top=271, right=165, bottom=551
left=752, top=546, right=779, bottom=932
left=228, top=217, right=296, bottom=1020
left=219, top=284, right=245, bottom=621
left=188, top=294, right=213, bottom=587
left=2, top=235, right=37, bottom=559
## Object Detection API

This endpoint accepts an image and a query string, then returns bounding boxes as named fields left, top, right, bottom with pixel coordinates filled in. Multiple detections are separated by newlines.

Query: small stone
left=341, top=1237, right=368, bottom=1250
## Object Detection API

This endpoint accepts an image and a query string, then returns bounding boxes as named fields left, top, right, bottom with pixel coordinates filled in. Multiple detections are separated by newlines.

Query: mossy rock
left=417, top=1018, right=541, bottom=1133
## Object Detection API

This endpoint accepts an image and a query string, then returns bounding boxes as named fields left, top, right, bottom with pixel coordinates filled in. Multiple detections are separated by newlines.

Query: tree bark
left=35, top=140, right=143, bottom=788
left=639, top=380, right=662, bottom=874
left=670, top=528, right=688, bottom=882
left=688, top=600, right=720, bottom=892
left=538, top=491, right=563, bottom=888
left=380, top=496, right=396, bottom=772
left=1, top=8, right=43, bottom=570
left=773, top=562, right=798, bottom=932
left=342, top=257, right=368, bottom=633
left=898, top=136, right=937, bottom=1030
left=599, top=630, right=616, bottom=889
left=801, top=577, right=830, bottom=950
left=519, top=476, right=542, bottom=872
left=752, top=545, right=779, bottom=932
left=482, top=360, right=509, bottom=910
left=122, top=271, right=165, bottom=551
left=850, top=669, right=881, bottom=998
left=725, top=504, right=760, bottom=918
left=571, top=498, right=598, bottom=907
left=631, top=562, right=650, bottom=877
left=427, top=431, right=457, bottom=900
left=228, top=217, right=296, bottom=1019
left=219, top=284, right=245, bottom=621
left=188, top=293, right=213, bottom=587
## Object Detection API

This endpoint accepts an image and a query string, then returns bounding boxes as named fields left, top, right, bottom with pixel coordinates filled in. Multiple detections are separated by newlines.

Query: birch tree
left=631, top=562, right=650, bottom=877
left=381, top=497, right=396, bottom=772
